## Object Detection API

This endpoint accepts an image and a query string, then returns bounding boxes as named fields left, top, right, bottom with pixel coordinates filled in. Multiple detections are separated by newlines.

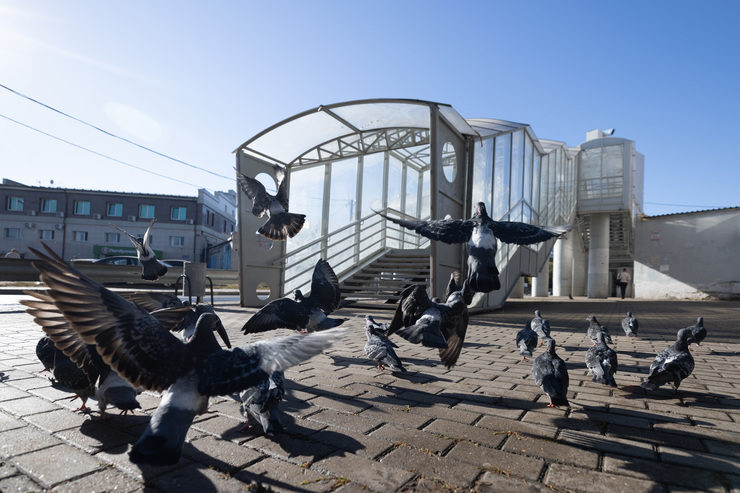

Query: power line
left=0, top=112, right=205, bottom=189
left=0, top=82, right=232, bottom=181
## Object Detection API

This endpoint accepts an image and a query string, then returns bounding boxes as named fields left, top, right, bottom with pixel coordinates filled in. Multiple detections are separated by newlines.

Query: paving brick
left=306, top=408, right=383, bottom=434
left=0, top=411, right=25, bottom=432
left=190, top=414, right=246, bottom=441
left=381, top=444, right=480, bottom=488
left=558, top=429, right=656, bottom=460
left=502, top=434, right=599, bottom=469
left=21, top=408, right=92, bottom=433
left=423, top=418, right=507, bottom=449
left=0, top=425, right=62, bottom=458
left=659, top=446, right=740, bottom=475
left=54, top=419, right=136, bottom=454
left=183, top=435, right=264, bottom=472
left=446, top=440, right=545, bottom=481
left=236, top=456, right=335, bottom=492
left=247, top=433, right=334, bottom=466
left=603, top=453, right=729, bottom=492
left=0, top=474, right=44, bottom=492
left=0, top=385, right=29, bottom=402
left=358, top=404, right=432, bottom=429
left=52, top=468, right=144, bottom=493
left=310, top=424, right=393, bottom=459
left=153, top=463, right=256, bottom=492
left=93, top=443, right=192, bottom=482
left=545, top=462, right=662, bottom=492
left=11, top=444, right=103, bottom=488
left=475, top=472, right=553, bottom=492
left=0, top=461, right=18, bottom=480
left=368, top=423, right=452, bottom=454
left=0, top=396, right=59, bottom=416
left=476, top=413, right=559, bottom=439
left=314, top=452, right=416, bottom=491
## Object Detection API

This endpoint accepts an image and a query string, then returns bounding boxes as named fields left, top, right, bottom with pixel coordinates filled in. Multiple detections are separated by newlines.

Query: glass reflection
left=493, top=133, right=511, bottom=220
left=442, top=141, right=457, bottom=183
left=472, top=137, right=494, bottom=212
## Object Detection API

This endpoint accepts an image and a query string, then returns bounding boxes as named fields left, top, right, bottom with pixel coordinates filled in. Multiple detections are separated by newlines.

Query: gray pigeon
left=516, top=322, right=538, bottom=361
left=241, top=258, right=345, bottom=334
left=24, top=243, right=347, bottom=465
left=236, top=165, right=306, bottom=240
left=687, top=317, right=706, bottom=346
left=33, top=336, right=98, bottom=413
left=364, top=315, right=406, bottom=372
left=621, top=312, right=639, bottom=337
left=387, top=274, right=470, bottom=368
left=641, top=328, right=695, bottom=393
left=531, top=310, right=552, bottom=346
left=239, top=371, right=285, bottom=434
left=587, top=315, right=612, bottom=345
left=112, top=218, right=168, bottom=280
left=585, top=331, right=618, bottom=387
left=377, top=202, right=570, bottom=294
left=531, top=339, right=569, bottom=407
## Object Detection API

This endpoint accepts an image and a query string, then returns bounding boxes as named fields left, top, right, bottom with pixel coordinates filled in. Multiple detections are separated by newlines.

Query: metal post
left=320, top=163, right=332, bottom=259
left=381, top=151, right=389, bottom=249
left=354, top=156, right=364, bottom=265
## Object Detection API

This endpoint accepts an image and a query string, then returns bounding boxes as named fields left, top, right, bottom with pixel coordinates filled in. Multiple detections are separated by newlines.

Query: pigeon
left=121, top=292, right=186, bottom=311
left=364, top=315, right=406, bottom=372
left=112, top=218, right=168, bottom=280
left=586, top=315, right=612, bottom=345
left=387, top=274, right=471, bottom=368
left=236, top=165, right=306, bottom=240
left=376, top=202, right=570, bottom=294
left=621, top=312, right=639, bottom=337
left=531, top=310, right=552, bottom=346
left=241, top=258, right=345, bottom=334
left=36, top=336, right=55, bottom=375
left=23, top=242, right=347, bottom=465
left=585, top=331, right=618, bottom=387
left=239, top=371, right=285, bottom=435
left=531, top=339, right=569, bottom=408
left=641, top=328, right=695, bottom=393
left=34, top=335, right=98, bottom=413
left=687, top=317, right=706, bottom=346
left=516, top=322, right=538, bottom=361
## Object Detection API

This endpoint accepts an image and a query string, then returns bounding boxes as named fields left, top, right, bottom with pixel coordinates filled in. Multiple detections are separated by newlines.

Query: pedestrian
left=616, top=267, right=631, bottom=299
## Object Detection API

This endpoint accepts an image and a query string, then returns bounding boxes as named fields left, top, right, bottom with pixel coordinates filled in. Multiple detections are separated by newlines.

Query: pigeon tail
left=259, top=212, right=306, bottom=240
left=317, top=317, right=345, bottom=330
left=102, top=385, right=141, bottom=412
left=129, top=406, right=197, bottom=465
left=467, top=271, right=500, bottom=293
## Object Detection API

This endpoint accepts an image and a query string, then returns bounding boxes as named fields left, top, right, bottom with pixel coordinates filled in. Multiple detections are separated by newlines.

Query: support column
left=552, top=236, right=573, bottom=297
left=571, top=232, right=587, bottom=296
left=587, top=212, right=610, bottom=298
left=510, top=277, right=524, bottom=298
left=532, top=260, right=549, bottom=297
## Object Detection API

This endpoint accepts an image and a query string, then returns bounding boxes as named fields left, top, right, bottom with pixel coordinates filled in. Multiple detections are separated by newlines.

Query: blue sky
left=1, top=1, right=738, bottom=216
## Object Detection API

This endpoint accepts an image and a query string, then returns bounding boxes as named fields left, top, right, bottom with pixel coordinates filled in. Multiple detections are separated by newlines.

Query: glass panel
left=105, top=232, right=120, bottom=243
left=171, top=207, right=187, bottom=221
left=580, top=148, right=601, bottom=179
left=75, top=201, right=91, bottom=215
left=138, top=204, right=154, bottom=218
left=472, top=137, right=494, bottom=213
left=523, top=135, right=532, bottom=207
left=328, top=157, right=357, bottom=232
left=361, top=152, right=384, bottom=217
left=532, top=152, right=541, bottom=217
left=509, top=130, right=523, bottom=208
left=41, top=199, right=57, bottom=213
left=420, top=169, right=430, bottom=218
left=404, top=168, right=419, bottom=217
left=603, top=144, right=623, bottom=176
left=493, top=133, right=511, bottom=220
left=442, top=141, right=457, bottom=183
left=332, top=102, right=430, bottom=132
left=387, top=155, right=402, bottom=212
left=39, top=230, right=54, bottom=240
left=5, top=227, right=21, bottom=239
left=7, top=197, right=23, bottom=211
left=286, top=165, right=324, bottom=252
left=539, top=154, right=549, bottom=218
left=107, top=203, right=123, bottom=216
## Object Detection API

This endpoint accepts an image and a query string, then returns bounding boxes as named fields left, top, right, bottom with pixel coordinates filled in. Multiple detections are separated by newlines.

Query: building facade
left=0, top=179, right=236, bottom=268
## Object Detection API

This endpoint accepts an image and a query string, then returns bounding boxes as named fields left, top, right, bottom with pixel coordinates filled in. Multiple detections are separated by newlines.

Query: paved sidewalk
left=1, top=297, right=739, bottom=492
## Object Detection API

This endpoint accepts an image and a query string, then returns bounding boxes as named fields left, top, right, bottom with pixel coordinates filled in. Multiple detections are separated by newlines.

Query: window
left=7, top=196, right=23, bottom=211
left=39, top=230, right=55, bottom=240
left=74, top=200, right=90, bottom=215
left=41, top=199, right=57, bottom=213
left=4, top=227, right=20, bottom=239
left=139, top=204, right=155, bottom=218
left=169, top=236, right=185, bottom=247
left=171, top=206, right=187, bottom=221
left=107, top=202, right=123, bottom=217
left=105, top=232, right=120, bottom=243
left=73, top=231, right=88, bottom=242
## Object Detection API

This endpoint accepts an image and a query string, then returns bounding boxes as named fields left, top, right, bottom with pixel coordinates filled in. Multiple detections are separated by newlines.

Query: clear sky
left=1, top=1, right=738, bottom=216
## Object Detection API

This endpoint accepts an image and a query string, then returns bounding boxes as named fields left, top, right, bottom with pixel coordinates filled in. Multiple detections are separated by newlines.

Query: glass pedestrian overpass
left=234, top=99, right=581, bottom=309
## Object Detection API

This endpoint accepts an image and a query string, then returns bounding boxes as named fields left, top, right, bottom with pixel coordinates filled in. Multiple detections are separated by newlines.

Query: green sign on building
left=93, top=245, right=164, bottom=259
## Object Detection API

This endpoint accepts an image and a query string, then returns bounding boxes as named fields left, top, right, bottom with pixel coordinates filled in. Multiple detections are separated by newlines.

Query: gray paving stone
left=446, top=440, right=545, bottom=481
left=368, top=423, right=452, bottom=454
left=153, top=463, right=257, bottom=492
left=0, top=460, right=19, bottom=480
left=236, top=456, right=335, bottom=492
left=423, top=418, right=507, bottom=449
left=603, top=453, right=729, bottom=492
left=0, top=425, right=62, bottom=458
left=52, top=468, right=144, bottom=493
left=381, top=444, right=480, bottom=488
left=0, top=474, right=45, bottom=492
left=22, top=408, right=91, bottom=433
left=0, top=396, right=59, bottom=416
left=54, top=420, right=137, bottom=454
left=11, top=444, right=103, bottom=488
left=658, top=446, right=740, bottom=475
left=475, top=472, right=553, bottom=492
left=313, top=452, right=416, bottom=491
left=183, top=435, right=264, bottom=472
left=544, top=462, right=661, bottom=493
left=502, top=434, right=599, bottom=469
left=0, top=411, right=25, bottom=432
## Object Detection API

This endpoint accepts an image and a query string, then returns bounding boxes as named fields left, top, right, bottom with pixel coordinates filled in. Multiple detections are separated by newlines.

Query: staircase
left=340, top=248, right=430, bottom=306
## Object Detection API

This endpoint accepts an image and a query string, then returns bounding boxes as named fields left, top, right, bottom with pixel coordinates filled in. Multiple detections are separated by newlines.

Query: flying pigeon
left=376, top=202, right=570, bottom=294
left=641, top=328, right=695, bottom=393
left=236, top=165, right=306, bottom=240
left=531, top=310, right=552, bottom=346
left=386, top=274, right=471, bottom=368
left=516, top=322, right=538, bottom=361
left=531, top=339, right=569, bottom=408
left=687, top=317, right=706, bottom=347
left=112, top=218, right=168, bottom=280
left=585, top=331, right=618, bottom=387
left=364, top=315, right=406, bottom=372
left=621, top=312, right=639, bottom=337
left=239, top=370, right=285, bottom=435
left=586, top=315, right=612, bottom=345
left=241, top=258, right=345, bottom=334
left=23, top=243, right=347, bottom=465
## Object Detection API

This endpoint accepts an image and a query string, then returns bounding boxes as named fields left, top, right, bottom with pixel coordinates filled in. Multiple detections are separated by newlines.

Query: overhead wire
left=0, top=82, right=232, bottom=181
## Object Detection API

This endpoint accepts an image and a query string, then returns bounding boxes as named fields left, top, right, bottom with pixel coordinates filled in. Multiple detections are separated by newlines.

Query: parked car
left=71, top=256, right=175, bottom=268
left=162, top=259, right=191, bottom=268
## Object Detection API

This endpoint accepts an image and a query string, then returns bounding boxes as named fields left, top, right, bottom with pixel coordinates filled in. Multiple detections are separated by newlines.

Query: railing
left=276, top=208, right=430, bottom=294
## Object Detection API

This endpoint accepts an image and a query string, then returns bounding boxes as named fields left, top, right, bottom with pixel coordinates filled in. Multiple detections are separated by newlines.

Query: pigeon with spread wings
left=242, top=258, right=345, bottom=334
left=236, top=165, right=306, bottom=240
left=377, top=202, right=570, bottom=294
left=24, top=243, right=346, bottom=465
left=112, top=218, right=168, bottom=280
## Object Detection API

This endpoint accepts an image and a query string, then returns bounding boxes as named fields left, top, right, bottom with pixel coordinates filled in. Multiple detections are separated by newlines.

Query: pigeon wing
left=236, top=171, right=272, bottom=217
left=241, top=298, right=309, bottom=334
left=274, top=167, right=290, bottom=210
left=395, top=310, right=448, bottom=349
left=307, top=259, right=341, bottom=314
left=488, top=220, right=570, bottom=245
left=438, top=302, right=468, bottom=369
left=387, top=285, right=432, bottom=335
left=121, top=292, right=185, bottom=312
left=376, top=211, right=475, bottom=244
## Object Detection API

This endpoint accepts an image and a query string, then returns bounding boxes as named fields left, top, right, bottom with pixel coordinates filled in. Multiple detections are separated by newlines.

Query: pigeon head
left=187, top=313, right=227, bottom=357
left=676, top=327, right=695, bottom=344
left=696, top=316, right=703, bottom=326
left=587, top=315, right=596, bottom=323
left=293, top=289, right=305, bottom=302
left=364, top=315, right=377, bottom=327
left=535, top=310, right=542, bottom=317
left=627, top=311, right=632, bottom=317
left=545, top=338, right=557, bottom=353
left=474, top=202, right=488, bottom=217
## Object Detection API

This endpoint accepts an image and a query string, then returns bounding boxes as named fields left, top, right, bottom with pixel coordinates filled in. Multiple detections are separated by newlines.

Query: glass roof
left=237, top=99, right=476, bottom=166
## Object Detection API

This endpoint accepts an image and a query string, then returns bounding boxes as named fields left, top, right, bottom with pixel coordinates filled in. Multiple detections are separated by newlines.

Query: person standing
left=616, top=267, right=631, bottom=299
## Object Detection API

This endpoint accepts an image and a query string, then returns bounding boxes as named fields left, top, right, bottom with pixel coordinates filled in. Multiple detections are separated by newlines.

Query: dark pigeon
left=241, top=258, right=345, bottom=334
left=36, top=336, right=55, bottom=374
left=688, top=317, right=706, bottom=346
left=23, top=242, right=346, bottom=465
left=387, top=274, right=470, bottom=368
left=585, top=331, right=618, bottom=387
left=239, top=371, right=285, bottom=435
left=586, top=315, right=612, bottom=345
left=377, top=202, right=570, bottom=294
left=112, top=218, right=168, bottom=280
left=237, top=165, right=306, bottom=240
left=531, top=310, right=552, bottom=346
left=531, top=339, right=569, bottom=408
left=364, top=315, right=406, bottom=372
left=621, top=312, right=639, bottom=337
left=641, top=328, right=695, bottom=393
left=516, top=322, right=538, bottom=361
